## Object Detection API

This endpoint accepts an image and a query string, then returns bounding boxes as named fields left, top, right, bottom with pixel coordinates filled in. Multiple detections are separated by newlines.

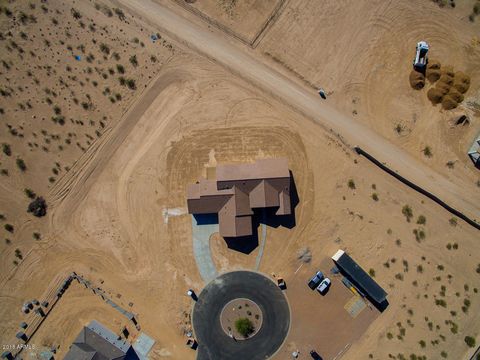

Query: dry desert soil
left=0, top=1, right=479, bottom=360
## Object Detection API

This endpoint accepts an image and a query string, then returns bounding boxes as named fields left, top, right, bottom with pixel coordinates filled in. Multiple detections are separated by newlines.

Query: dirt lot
left=168, top=0, right=282, bottom=44
left=0, top=1, right=479, bottom=360
left=277, top=259, right=379, bottom=360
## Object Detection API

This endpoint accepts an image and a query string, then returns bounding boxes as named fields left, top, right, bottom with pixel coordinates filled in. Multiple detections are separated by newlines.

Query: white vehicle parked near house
left=316, top=277, right=331, bottom=295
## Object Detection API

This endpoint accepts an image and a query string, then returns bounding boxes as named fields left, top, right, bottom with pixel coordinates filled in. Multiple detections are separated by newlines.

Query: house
left=64, top=320, right=139, bottom=360
left=187, top=158, right=291, bottom=237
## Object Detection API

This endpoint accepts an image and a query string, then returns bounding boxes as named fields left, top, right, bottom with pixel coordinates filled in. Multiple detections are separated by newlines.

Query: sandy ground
left=0, top=1, right=479, bottom=360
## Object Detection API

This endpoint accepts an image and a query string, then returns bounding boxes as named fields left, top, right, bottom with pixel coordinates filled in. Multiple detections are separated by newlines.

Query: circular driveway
left=193, top=271, right=290, bottom=360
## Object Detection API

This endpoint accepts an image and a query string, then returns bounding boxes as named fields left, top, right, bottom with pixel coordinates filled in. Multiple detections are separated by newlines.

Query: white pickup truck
left=413, top=41, right=429, bottom=72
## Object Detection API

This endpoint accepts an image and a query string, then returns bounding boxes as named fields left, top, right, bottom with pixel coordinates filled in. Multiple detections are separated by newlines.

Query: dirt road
left=117, top=0, right=479, bottom=223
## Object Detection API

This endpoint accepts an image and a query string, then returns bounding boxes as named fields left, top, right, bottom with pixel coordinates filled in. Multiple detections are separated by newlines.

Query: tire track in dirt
left=49, top=70, right=185, bottom=234
left=118, top=0, right=479, bottom=224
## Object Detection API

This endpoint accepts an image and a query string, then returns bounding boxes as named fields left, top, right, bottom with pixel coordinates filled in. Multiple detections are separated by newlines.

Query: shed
left=332, top=250, right=388, bottom=310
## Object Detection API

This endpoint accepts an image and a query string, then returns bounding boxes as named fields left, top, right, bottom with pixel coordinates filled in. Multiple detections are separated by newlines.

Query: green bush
left=235, top=317, right=254, bottom=337
left=416, top=215, right=426, bottom=225
left=464, top=336, right=476, bottom=348
left=402, top=205, right=413, bottom=222
left=347, top=179, right=355, bottom=189
left=2, top=143, right=11, bottom=156
left=16, top=158, right=26, bottom=171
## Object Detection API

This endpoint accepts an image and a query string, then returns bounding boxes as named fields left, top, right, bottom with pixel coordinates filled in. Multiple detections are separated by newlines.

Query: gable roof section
left=217, top=158, right=289, bottom=182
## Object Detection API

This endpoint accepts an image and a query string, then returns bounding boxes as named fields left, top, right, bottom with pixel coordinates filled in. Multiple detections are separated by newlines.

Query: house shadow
left=193, top=172, right=300, bottom=255
left=224, top=229, right=259, bottom=254
left=193, top=213, right=218, bottom=225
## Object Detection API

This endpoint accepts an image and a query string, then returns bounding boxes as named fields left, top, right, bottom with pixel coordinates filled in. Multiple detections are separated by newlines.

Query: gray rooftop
left=64, top=320, right=138, bottom=360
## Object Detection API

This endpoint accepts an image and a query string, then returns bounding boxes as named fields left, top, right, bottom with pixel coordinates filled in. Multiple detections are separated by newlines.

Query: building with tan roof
left=187, top=158, right=291, bottom=237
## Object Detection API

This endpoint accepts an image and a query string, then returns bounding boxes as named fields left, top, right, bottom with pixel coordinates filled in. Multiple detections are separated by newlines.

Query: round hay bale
left=409, top=70, right=425, bottom=90
left=427, top=59, right=441, bottom=70
left=426, top=68, right=441, bottom=83
left=454, top=71, right=470, bottom=85
left=441, top=95, right=458, bottom=110
left=435, top=81, right=452, bottom=95
left=448, top=88, right=464, bottom=103
left=453, top=81, right=469, bottom=94
left=442, top=65, right=455, bottom=77
left=438, top=74, right=454, bottom=86
left=427, top=88, right=444, bottom=104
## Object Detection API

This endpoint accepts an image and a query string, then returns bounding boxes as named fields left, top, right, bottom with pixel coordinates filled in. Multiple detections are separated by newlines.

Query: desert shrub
left=16, top=158, right=27, bottom=171
left=423, top=146, right=433, bottom=157
left=114, top=8, right=126, bottom=20
left=24, top=188, right=36, bottom=199
left=129, top=55, right=138, bottom=67
left=449, top=217, right=457, bottom=226
left=435, top=299, right=447, bottom=307
left=417, top=265, right=423, bottom=273
left=4, top=224, right=14, bottom=232
left=402, top=205, right=413, bottom=222
left=369, top=268, right=376, bottom=277
left=409, top=71, right=425, bottom=90
left=33, top=232, right=41, bottom=240
left=99, top=43, right=110, bottom=55
left=235, top=318, right=254, bottom=337
left=474, top=2, right=480, bottom=14
left=419, top=340, right=426, bottom=348
left=126, top=79, right=136, bottom=90
left=372, top=193, right=379, bottom=201
left=426, top=68, right=441, bottom=83
left=441, top=95, right=458, bottom=110
left=2, top=143, right=11, bottom=156
left=413, top=228, right=426, bottom=242
left=347, top=179, right=356, bottom=189
left=27, top=197, right=47, bottom=217
left=71, top=8, right=82, bottom=19
left=116, top=64, right=125, bottom=74
left=427, top=88, right=444, bottom=104
left=417, top=215, right=426, bottom=225
left=464, top=336, right=476, bottom=348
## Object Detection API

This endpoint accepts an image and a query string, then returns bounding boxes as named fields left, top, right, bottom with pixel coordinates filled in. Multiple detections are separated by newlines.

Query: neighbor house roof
left=64, top=320, right=138, bottom=360
left=187, top=158, right=291, bottom=237
left=468, top=134, right=480, bottom=165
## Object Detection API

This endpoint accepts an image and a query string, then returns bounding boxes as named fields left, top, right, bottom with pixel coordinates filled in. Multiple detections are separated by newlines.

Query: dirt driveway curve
left=116, top=0, right=479, bottom=224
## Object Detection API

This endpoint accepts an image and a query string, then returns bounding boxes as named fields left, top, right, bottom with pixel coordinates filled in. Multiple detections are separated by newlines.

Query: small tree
left=235, top=318, right=254, bottom=337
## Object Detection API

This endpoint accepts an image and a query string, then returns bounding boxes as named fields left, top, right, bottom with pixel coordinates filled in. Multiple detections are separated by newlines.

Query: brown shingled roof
left=187, top=158, right=291, bottom=237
